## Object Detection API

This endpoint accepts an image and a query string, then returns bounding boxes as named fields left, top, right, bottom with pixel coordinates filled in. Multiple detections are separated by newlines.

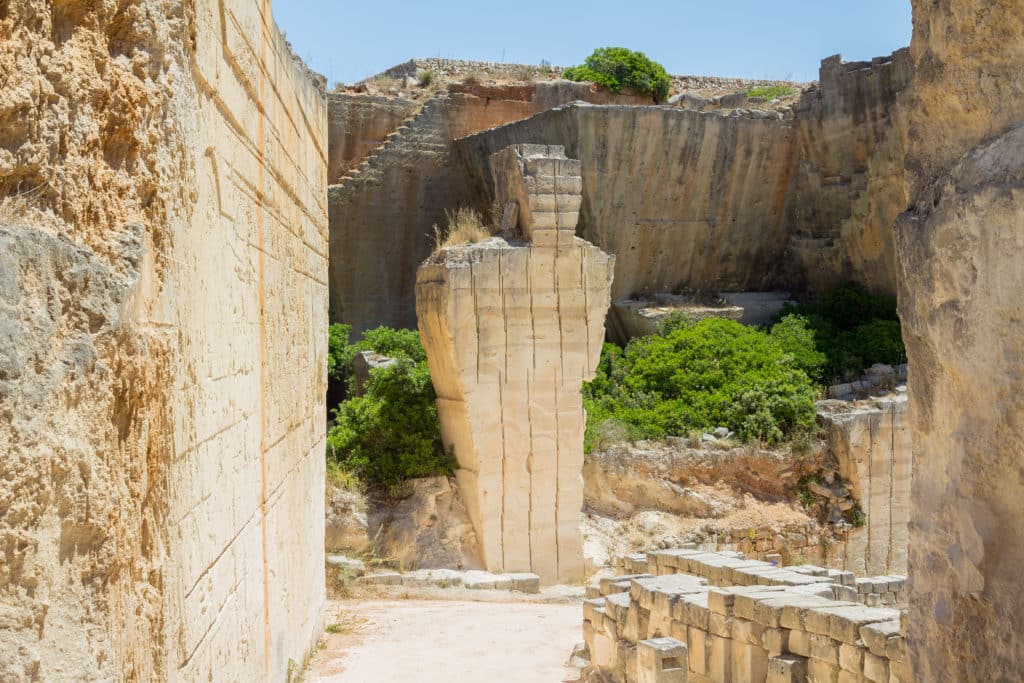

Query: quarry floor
left=306, top=597, right=582, bottom=682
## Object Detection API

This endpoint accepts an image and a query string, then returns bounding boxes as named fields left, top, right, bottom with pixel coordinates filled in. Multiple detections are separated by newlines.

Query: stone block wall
left=415, top=145, right=613, bottom=583
left=819, top=395, right=911, bottom=577
left=0, top=1, right=328, bottom=680
left=586, top=550, right=909, bottom=683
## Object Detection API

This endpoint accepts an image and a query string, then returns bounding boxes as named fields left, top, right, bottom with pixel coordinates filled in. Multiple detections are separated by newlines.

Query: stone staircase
left=334, top=94, right=451, bottom=189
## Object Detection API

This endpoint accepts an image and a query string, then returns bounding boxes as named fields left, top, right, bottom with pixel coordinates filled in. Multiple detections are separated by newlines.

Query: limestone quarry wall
left=819, top=396, right=911, bottom=577
left=0, top=1, right=328, bottom=680
left=458, top=105, right=796, bottom=302
left=896, top=2, right=1024, bottom=677
left=784, top=50, right=912, bottom=296
left=452, top=55, right=911, bottom=323
left=327, top=82, right=645, bottom=333
left=327, top=93, right=418, bottom=182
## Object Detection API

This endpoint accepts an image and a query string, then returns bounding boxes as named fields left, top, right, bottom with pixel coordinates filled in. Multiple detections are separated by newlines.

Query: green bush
left=327, top=323, right=426, bottom=390
left=326, top=327, right=453, bottom=487
left=564, top=47, right=671, bottom=103
left=328, top=323, right=352, bottom=382
left=769, top=314, right=828, bottom=383
left=583, top=318, right=819, bottom=450
left=775, top=285, right=905, bottom=381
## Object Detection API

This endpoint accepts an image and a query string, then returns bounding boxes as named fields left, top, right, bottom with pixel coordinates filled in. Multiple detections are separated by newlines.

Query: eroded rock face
left=897, top=125, right=1024, bottom=681
left=0, top=224, right=165, bottom=681
left=0, top=1, right=329, bottom=680
left=416, top=145, right=613, bottom=583
left=369, top=476, right=482, bottom=571
left=786, top=51, right=912, bottom=296
left=897, top=2, right=1024, bottom=678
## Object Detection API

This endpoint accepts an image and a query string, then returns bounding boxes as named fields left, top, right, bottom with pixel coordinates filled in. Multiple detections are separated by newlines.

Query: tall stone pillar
left=416, top=145, right=614, bottom=583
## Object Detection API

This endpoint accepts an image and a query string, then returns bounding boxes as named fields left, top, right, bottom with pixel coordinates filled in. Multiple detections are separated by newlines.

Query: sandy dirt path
left=306, top=599, right=582, bottom=683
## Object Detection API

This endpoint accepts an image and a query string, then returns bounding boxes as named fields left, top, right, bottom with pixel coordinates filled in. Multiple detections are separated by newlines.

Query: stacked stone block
left=586, top=550, right=909, bottom=683
left=616, top=549, right=907, bottom=609
left=489, top=144, right=583, bottom=242
left=416, top=144, right=614, bottom=583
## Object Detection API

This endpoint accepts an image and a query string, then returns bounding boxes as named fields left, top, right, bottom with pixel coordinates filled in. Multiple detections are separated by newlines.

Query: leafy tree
left=564, top=47, right=671, bottom=103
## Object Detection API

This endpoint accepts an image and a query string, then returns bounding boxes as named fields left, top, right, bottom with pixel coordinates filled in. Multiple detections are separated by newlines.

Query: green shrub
left=328, top=323, right=352, bottom=382
left=327, top=323, right=426, bottom=392
left=769, top=314, right=828, bottom=382
left=564, top=47, right=671, bottom=103
left=775, top=285, right=904, bottom=382
left=583, top=318, right=819, bottom=450
left=326, top=327, right=453, bottom=487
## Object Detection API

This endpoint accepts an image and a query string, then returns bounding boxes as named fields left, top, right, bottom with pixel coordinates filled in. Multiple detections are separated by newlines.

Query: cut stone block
left=356, top=572, right=403, bottom=586
left=504, top=572, right=541, bottom=594
left=417, top=147, right=614, bottom=584
left=638, top=637, right=688, bottom=683
left=768, top=654, right=809, bottom=683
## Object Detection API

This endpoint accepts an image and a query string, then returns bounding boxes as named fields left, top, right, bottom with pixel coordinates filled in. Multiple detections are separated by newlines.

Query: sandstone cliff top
left=336, top=57, right=807, bottom=109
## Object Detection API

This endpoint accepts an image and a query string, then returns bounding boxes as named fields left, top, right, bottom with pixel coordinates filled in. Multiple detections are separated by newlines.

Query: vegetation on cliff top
left=746, top=84, right=794, bottom=100
left=327, top=325, right=453, bottom=488
left=564, top=47, right=671, bottom=103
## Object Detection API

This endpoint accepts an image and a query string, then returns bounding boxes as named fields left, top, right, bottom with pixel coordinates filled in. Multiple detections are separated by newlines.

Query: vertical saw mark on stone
left=498, top=376, right=507, bottom=571
left=256, top=0, right=272, bottom=672
left=888, top=401, right=897, bottom=571
left=553, top=369, right=561, bottom=580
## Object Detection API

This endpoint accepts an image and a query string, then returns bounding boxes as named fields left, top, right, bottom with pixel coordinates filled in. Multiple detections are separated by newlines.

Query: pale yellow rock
left=819, top=395, right=912, bottom=576
left=897, top=2, right=1024, bottom=679
left=416, top=145, right=613, bottom=583
left=0, top=1, right=328, bottom=680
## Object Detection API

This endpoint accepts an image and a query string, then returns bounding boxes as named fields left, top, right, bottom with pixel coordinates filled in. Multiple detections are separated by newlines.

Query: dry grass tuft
left=0, top=184, right=54, bottom=227
left=324, top=610, right=368, bottom=636
left=432, top=207, right=493, bottom=251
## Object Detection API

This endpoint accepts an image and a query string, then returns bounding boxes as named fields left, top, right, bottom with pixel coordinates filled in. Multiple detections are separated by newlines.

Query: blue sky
left=274, top=1, right=912, bottom=86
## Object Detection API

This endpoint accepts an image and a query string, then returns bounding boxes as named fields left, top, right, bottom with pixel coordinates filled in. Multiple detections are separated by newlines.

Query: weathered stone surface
left=785, top=51, right=912, bottom=297
left=416, top=146, right=613, bottom=582
left=0, top=1, right=328, bottom=680
left=894, top=4, right=1024, bottom=680
left=818, top=394, right=912, bottom=576
left=325, top=484, right=370, bottom=552
left=896, top=122, right=1024, bottom=681
left=369, top=475, right=482, bottom=570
